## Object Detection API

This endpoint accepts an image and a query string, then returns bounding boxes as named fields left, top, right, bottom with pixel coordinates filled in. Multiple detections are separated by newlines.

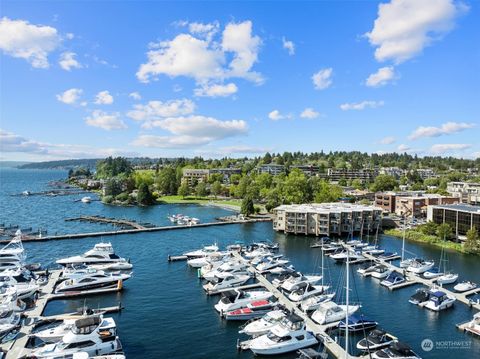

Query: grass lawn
left=385, top=228, right=466, bottom=253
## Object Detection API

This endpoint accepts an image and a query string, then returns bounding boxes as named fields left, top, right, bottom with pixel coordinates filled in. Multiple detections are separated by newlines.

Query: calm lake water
left=0, top=167, right=479, bottom=358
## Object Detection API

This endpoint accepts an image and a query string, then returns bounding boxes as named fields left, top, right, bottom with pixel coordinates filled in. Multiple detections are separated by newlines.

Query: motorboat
left=366, top=248, right=386, bottom=256
left=256, top=257, right=290, bottom=272
left=202, top=261, right=247, bottom=282
left=436, top=273, right=459, bottom=285
left=407, top=259, right=434, bottom=274
left=338, top=314, right=378, bottom=332
left=224, top=299, right=277, bottom=321
left=423, top=267, right=443, bottom=279
left=311, top=301, right=360, bottom=325
left=356, top=329, right=398, bottom=351
left=55, top=272, right=131, bottom=293
left=357, top=262, right=376, bottom=276
left=454, top=281, right=477, bottom=293
left=239, top=310, right=287, bottom=336
left=424, top=290, right=456, bottom=311
left=300, top=293, right=335, bottom=312
left=89, top=262, right=133, bottom=271
left=409, top=288, right=432, bottom=305
left=202, top=274, right=251, bottom=292
left=0, top=271, right=39, bottom=299
left=56, top=243, right=129, bottom=267
left=346, top=239, right=361, bottom=246
left=73, top=353, right=126, bottom=359
left=244, top=247, right=272, bottom=260
left=465, top=312, right=480, bottom=337
left=0, top=237, right=25, bottom=271
left=380, top=272, right=405, bottom=288
left=370, top=265, right=392, bottom=279
left=187, top=253, right=226, bottom=268
left=0, top=285, right=26, bottom=312
left=371, top=341, right=421, bottom=359
left=354, top=242, right=369, bottom=249
left=321, top=243, right=342, bottom=253
left=287, top=283, right=329, bottom=302
left=214, top=290, right=273, bottom=313
left=246, top=314, right=318, bottom=355
left=31, top=316, right=122, bottom=358
left=33, top=315, right=114, bottom=343
left=378, top=252, right=398, bottom=261
left=399, top=258, right=419, bottom=269
left=60, top=265, right=104, bottom=280
left=330, top=250, right=364, bottom=262
left=0, top=305, right=21, bottom=337
left=80, top=196, right=91, bottom=203
left=183, top=244, right=219, bottom=258
left=268, top=265, right=296, bottom=275
left=280, top=273, right=322, bottom=292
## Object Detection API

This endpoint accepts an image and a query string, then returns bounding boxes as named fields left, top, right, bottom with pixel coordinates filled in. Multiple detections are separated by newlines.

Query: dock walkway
left=65, top=215, right=147, bottom=230
left=0, top=217, right=272, bottom=244
left=231, top=252, right=362, bottom=359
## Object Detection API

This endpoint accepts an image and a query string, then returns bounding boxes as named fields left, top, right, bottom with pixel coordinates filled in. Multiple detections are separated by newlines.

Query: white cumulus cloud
left=129, top=92, right=141, bottom=100
left=127, top=99, right=195, bottom=121
left=282, top=37, right=295, bottom=55
left=56, top=88, right=83, bottom=105
left=0, top=17, right=61, bottom=68
left=397, top=144, right=411, bottom=152
left=312, top=68, right=333, bottom=90
left=430, top=143, right=471, bottom=154
left=300, top=108, right=320, bottom=119
left=94, top=90, right=114, bottom=105
left=379, top=136, right=396, bottom=145
left=59, top=51, right=82, bottom=71
left=85, top=110, right=126, bottom=130
left=409, top=122, right=475, bottom=140
left=136, top=20, right=262, bottom=86
left=366, top=66, right=397, bottom=87
left=340, top=100, right=384, bottom=111
left=194, top=83, right=238, bottom=97
left=366, top=0, right=468, bottom=64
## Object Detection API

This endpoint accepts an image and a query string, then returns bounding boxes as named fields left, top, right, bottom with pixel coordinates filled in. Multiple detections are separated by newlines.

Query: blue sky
left=1, top=0, right=479, bottom=161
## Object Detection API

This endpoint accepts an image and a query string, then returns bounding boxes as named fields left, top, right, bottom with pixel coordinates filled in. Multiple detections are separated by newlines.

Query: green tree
left=436, top=223, right=453, bottom=241
left=177, top=182, right=189, bottom=198
left=464, top=227, right=480, bottom=254
left=419, top=221, right=438, bottom=236
left=211, top=181, right=222, bottom=198
left=103, top=178, right=122, bottom=197
left=282, top=169, right=308, bottom=204
left=351, top=179, right=364, bottom=190
left=370, top=174, right=398, bottom=192
left=156, top=167, right=178, bottom=195
left=195, top=182, right=208, bottom=198
left=313, top=179, right=343, bottom=203
left=137, top=182, right=155, bottom=205
left=241, top=196, right=255, bottom=217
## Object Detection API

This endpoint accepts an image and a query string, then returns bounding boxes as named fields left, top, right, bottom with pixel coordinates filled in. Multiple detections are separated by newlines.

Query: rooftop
left=274, top=202, right=382, bottom=213
left=431, top=203, right=480, bottom=213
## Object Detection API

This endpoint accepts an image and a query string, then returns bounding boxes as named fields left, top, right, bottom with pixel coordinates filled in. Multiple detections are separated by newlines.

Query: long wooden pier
left=0, top=217, right=272, bottom=244
left=65, top=215, right=148, bottom=230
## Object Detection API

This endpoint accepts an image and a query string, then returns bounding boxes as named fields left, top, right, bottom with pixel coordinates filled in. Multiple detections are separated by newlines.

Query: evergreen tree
left=241, top=196, right=255, bottom=217
left=177, top=182, right=189, bottom=198
left=465, top=227, right=480, bottom=254
left=137, top=182, right=155, bottom=205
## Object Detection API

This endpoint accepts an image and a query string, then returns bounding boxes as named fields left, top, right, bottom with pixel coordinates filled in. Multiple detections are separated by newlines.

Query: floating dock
left=65, top=215, right=149, bottom=230
left=0, top=217, right=272, bottom=244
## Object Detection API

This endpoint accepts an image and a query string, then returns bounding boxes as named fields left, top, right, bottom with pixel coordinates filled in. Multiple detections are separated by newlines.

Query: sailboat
left=435, top=234, right=459, bottom=285
left=364, top=222, right=385, bottom=256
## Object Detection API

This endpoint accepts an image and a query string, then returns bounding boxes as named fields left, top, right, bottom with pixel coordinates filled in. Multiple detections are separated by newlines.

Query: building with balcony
left=375, top=192, right=398, bottom=213
left=325, top=168, right=377, bottom=184
left=447, top=181, right=480, bottom=205
left=290, top=165, right=321, bottom=176
left=181, top=169, right=209, bottom=186
left=379, top=167, right=406, bottom=179
left=273, top=203, right=382, bottom=237
left=427, top=204, right=480, bottom=239
left=395, top=194, right=459, bottom=218
left=257, top=164, right=285, bottom=176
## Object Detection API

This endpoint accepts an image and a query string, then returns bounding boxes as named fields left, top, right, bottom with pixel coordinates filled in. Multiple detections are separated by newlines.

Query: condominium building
left=447, top=181, right=480, bottom=205
left=181, top=169, right=209, bottom=186
left=273, top=203, right=382, bottom=237
left=375, top=192, right=398, bottom=213
left=257, top=164, right=285, bottom=175
left=326, top=168, right=377, bottom=183
left=415, top=168, right=437, bottom=180
left=379, top=167, right=406, bottom=179
left=427, top=204, right=480, bottom=238
left=290, top=165, right=321, bottom=176
left=395, top=194, right=459, bottom=217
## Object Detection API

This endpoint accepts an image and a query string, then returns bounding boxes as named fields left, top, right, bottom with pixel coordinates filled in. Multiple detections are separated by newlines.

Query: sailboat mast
left=345, top=248, right=349, bottom=359
left=401, top=215, right=406, bottom=261
left=321, top=237, right=324, bottom=287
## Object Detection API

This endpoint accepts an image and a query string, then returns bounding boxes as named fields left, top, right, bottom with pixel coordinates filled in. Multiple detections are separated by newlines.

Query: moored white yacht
left=436, top=273, right=459, bottom=285
left=370, top=265, right=392, bottom=279
left=224, top=299, right=277, bottom=321
left=239, top=309, right=287, bottom=336
left=56, top=243, right=129, bottom=267
left=300, top=293, right=335, bottom=312
left=55, top=272, right=131, bottom=293
left=33, top=315, right=115, bottom=343
left=0, top=236, right=26, bottom=272
left=356, top=329, right=397, bottom=351
left=202, top=261, right=247, bottom=281
left=0, top=270, right=39, bottom=299
left=423, top=267, right=443, bottom=279
left=183, top=244, right=219, bottom=258
left=31, top=316, right=122, bottom=358
left=424, top=290, right=456, bottom=311
left=256, top=257, right=290, bottom=272
left=287, top=283, right=329, bottom=302
left=380, top=272, right=406, bottom=288
left=465, top=312, right=480, bottom=337
left=187, top=253, right=226, bottom=268
left=203, top=273, right=251, bottom=292
left=246, top=314, right=318, bottom=355
left=214, top=289, right=273, bottom=313
left=0, top=304, right=21, bottom=337
left=279, top=273, right=322, bottom=292
left=406, top=259, right=434, bottom=274
left=454, top=281, right=477, bottom=293
left=311, top=301, right=360, bottom=325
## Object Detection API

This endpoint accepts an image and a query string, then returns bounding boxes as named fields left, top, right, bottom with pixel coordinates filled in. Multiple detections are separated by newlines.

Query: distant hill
left=18, top=159, right=100, bottom=170
left=0, top=161, right=31, bottom=168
